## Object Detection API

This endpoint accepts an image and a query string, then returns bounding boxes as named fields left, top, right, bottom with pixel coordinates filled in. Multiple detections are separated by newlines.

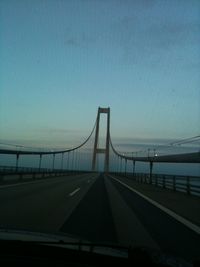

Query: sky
left=0, top=0, right=200, bottom=152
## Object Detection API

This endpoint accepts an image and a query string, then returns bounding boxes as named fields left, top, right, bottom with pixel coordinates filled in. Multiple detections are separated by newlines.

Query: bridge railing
left=0, top=165, right=88, bottom=184
left=0, top=165, right=72, bottom=175
left=0, top=165, right=53, bottom=173
left=130, top=173, right=200, bottom=196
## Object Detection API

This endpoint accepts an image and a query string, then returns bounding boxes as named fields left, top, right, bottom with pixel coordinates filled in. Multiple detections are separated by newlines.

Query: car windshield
left=0, top=0, right=200, bottom=265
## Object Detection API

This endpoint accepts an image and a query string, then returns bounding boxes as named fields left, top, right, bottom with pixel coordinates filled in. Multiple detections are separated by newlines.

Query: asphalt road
left=60, top=173, right=117, bottom=243
left=0, top=173, right=199, bottom=261
left=0, top=173, right=98, bottom=232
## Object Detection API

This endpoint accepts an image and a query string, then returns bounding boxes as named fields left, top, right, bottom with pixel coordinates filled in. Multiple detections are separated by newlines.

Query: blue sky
left=0, top=0, right=200, bottom=151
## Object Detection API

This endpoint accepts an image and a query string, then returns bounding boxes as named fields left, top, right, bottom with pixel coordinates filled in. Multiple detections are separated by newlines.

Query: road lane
left=60, top=174, right=117, bottom=243
left=0, top=173, right=98, bottom=232
left=108, top=175, right=200, bottom=261
left=104, top=177, right=159, bottom=249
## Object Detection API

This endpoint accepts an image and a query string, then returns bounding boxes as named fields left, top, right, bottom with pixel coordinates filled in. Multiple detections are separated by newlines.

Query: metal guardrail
left=0, top=165, right=65, bottom=174
left=131, top=172, right=200, bottom=196
left=0, top=165, right=89, bottom=183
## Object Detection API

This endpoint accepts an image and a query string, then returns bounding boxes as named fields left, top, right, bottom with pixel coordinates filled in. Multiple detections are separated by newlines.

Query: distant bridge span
left=0, top=107, right=200, bottom=173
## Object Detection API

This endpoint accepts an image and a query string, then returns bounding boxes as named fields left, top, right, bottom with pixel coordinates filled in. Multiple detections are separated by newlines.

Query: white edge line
left=0, top=179, right=57, bottom=189
left=109, top=175, right=200, bottom=235
left=69, top=188, right=80, bottom=197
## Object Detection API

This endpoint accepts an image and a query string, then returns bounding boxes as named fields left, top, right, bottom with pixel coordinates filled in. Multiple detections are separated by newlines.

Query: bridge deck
left=0, top=173, right=199, bottom=261
left=114, top=175, right=200, bottom=227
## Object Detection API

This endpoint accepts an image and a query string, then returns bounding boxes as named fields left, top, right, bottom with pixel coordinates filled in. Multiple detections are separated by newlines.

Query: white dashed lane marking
left=69, top=188, right=80, bottom=197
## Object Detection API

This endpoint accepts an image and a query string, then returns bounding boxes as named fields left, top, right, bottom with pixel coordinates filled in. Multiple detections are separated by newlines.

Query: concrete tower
left=92, top=107, right=110, bottom=173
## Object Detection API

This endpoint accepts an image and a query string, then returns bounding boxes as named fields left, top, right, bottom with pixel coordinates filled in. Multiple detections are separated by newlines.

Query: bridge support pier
left=149, top=161, right=153, bottom=184
left=16, top=154, right=19, bottom=172
left=61, top=153, right=64, bottom=170
left=132, top=161, right=135, bottom=177
left=52, top=154, right=55, bottom=170
left=39, top=154, right=42, bottom=170
left=125, top=159, right=127, bottom=176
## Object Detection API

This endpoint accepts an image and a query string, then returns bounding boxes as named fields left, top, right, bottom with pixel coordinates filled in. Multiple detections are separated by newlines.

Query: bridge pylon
left=92, top=107, right=110, bottom=173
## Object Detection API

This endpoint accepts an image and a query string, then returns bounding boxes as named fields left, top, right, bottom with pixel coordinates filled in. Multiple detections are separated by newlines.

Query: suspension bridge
left=0, top=107, right=200, bottom=261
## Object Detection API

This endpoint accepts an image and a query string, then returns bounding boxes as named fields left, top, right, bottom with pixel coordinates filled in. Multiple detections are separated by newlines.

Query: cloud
left=64, top=38, right=79, bottom=47
left=86, top=0, right=155, bottom=8
left=146, top=21, right=199, bottom=49
left=63, top=30, right=97, bottom=48
left=108, top=14, right=200, bottom=66
left=61, top=2, right=199, bottom=69
left=146, top=22, right=196, bottom=47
